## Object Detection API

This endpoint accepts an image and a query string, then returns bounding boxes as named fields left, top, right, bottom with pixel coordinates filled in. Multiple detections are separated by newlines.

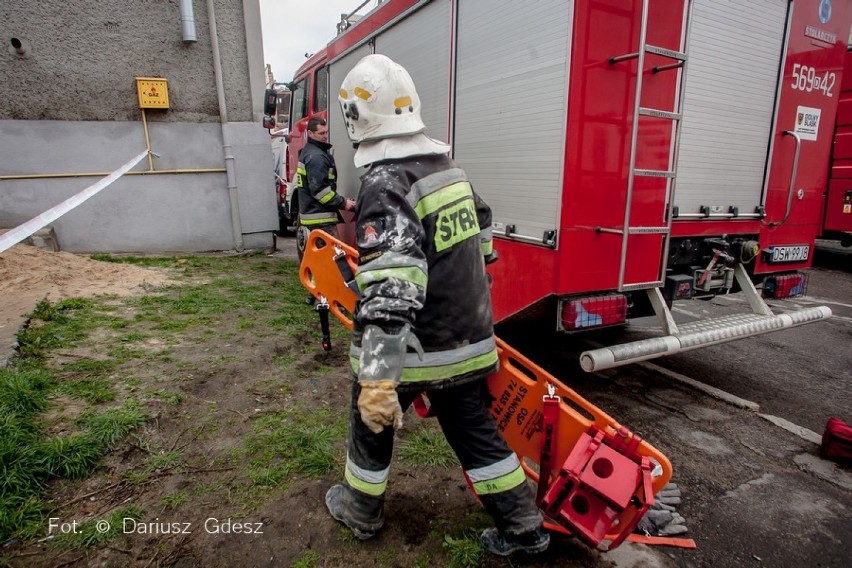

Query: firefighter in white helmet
left=324, top=53, right=549, bottom=557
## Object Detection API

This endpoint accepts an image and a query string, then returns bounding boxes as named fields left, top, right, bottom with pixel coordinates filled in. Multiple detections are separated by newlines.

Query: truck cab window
left=291, top=76, right=311, bottom=126
left=315, top=67, right=329, bottom=112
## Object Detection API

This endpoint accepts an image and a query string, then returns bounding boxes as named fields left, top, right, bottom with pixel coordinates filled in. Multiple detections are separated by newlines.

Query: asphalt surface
left=497, top=242, right=851, bottom=567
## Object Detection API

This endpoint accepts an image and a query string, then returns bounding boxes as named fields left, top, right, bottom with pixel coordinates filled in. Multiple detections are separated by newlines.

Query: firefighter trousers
left=341, top=378, right=542, bottom=535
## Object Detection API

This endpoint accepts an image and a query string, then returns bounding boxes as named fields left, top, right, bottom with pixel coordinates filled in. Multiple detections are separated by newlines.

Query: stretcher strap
left=536, top=394, right=560, bottom=503
left=317, top=302, right=331, bottom=351
left=544, top=522, right=697, bottom=549
left=626, top=533, right=697, bottom=549
left=334, top=249, right=361, bottom=298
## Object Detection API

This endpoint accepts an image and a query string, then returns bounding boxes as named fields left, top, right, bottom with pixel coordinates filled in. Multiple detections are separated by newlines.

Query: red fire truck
left=824, top=46, right=852, bottom=246
left=279, top=0, right=851, bottom=372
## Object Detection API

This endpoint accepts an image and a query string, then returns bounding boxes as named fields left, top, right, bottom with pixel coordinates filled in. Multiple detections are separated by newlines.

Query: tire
left=295, top=220, right=310, bottom=264
left=278, top=213, right=297, bottom=236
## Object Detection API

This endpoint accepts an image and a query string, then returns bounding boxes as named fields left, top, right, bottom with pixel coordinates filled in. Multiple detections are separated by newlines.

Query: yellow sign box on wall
left=135, top=77, right=170, bottom=109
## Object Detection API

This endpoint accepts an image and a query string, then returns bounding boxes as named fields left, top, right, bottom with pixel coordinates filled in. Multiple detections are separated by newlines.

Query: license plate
left=769, top=245, right=810, bottom=263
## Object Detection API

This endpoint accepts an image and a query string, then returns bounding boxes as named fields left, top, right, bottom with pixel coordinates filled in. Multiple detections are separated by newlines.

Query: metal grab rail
left=771, top=130, right=802, bottom=227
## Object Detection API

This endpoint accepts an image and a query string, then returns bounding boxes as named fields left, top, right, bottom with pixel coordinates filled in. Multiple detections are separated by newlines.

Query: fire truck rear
left=274, top=0, right=851, bottom=372
left=825, top=46, right=852, bottom=246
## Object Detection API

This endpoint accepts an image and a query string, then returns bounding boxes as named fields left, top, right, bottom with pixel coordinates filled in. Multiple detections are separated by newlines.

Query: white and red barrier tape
left=0, top=150, right=148, bottom=254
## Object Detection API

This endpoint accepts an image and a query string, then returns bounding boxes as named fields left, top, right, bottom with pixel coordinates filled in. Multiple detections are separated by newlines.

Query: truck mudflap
left=579, top=266, right=832, bottom=373
left=300, top=230, right=673, bottom=550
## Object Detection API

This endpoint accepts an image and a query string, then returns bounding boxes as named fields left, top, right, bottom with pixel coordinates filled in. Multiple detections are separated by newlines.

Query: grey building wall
left=0, top=0, right=276, bottom=253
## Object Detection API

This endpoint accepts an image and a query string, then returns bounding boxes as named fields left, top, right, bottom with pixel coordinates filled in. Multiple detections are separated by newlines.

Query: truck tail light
left=763, top=273, right=807, bottom=299
left=560, top=294, right=627, bottom=331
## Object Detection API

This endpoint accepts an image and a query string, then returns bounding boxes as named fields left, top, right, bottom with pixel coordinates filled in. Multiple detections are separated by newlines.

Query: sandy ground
left=0, top=242, right=172, bottom=363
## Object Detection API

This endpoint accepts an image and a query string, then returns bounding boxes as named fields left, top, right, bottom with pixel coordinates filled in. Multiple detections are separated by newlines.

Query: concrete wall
left=0, top=0, right=277, bottom=252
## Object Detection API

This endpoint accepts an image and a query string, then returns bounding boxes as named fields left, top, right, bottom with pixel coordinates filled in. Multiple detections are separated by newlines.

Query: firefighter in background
left=295, top=116, right=356, bottom=271
left=325, top=54, right=549, bottom=557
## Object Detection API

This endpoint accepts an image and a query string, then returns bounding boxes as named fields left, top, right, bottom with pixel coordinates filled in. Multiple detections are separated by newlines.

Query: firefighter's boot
left=480, top=526, right=550, bottom=556
left=325, top=484, right=384, bottom=540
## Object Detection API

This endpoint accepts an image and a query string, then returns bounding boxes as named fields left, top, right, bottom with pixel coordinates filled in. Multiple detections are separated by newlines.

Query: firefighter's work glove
left=637, top=483, right=688, bottom=537
left=356, top=324, right=422, bottom=434
left=657, top=482, right=682, bottom=506
left=358, top=380, right=403, bottom=434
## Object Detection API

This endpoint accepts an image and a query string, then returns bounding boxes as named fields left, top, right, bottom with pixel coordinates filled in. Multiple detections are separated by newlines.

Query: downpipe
left=179, top=0, right=198, bottom=43
left=207, top=0, right=244, bottom=250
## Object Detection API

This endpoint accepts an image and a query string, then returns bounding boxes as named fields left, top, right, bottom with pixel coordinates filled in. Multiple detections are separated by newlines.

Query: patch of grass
left=149, top=389, right=182, bottom=405
left=117, top=331, right=147, bottom=342
left=161, top=491, right=189, bottom=511
left=209, top=277, right=274, bottom=309
left=0, top=364, right=145, bottom=540
left=148, top=450, right=183, bottom=472
left=273, top=354, right=298, bottom=371
left=106, top=345, right=148, bottom=360
left=55, top=358, right=118, bottom=404
left=0, top=367, right=53, bottom=414
left=89, top=254, right=214, bottom=269
left=212, top=355, right=238, bottom=366
left=122, top=450, right=183, bottom=485
left=59, top=358, right=117, bottom=376
left=244, top=407, right=346, bottom=489
left=292, top=550, right=321, bottom=568
left=38, top=434, right=106, bottom=479
left=2, top=254, right=320, bottom=547
left=443, top=533, right=485, bottom=568
left=57, top=378, right=116, bottom=404
left=15, top=299, right=117, bottom=362
left=150, top=316, right=209, bottom=332
left=412, top=553, right=433, bottom=568
left=76, top=400, right=147, bottom=447
left=255, top=376, right=294, bottom=400
left=266, top=312, right=316, bottom=330
left=375, top=547, right=396, bottom=564
left=108, top=318, right=129, bottom=330
left=191, top=480, right=222, bottom=496
left=337, top=525, right=360, bottom=544
left=398, top=427, right=458, bottom=468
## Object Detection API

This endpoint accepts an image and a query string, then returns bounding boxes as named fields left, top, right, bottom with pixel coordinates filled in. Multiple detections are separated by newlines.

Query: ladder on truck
left=582, top=0, right=832, bottom=372
left=606, top=0, right=691, bottom=294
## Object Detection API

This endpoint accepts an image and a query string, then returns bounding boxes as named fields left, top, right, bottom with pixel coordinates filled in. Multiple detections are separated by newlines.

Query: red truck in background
left=824, top=47, right=852, bottom=246
left=268, top=0, right=852, bottom=372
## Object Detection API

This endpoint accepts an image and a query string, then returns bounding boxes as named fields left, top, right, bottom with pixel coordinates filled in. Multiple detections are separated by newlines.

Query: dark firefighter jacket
left=296, top=138, right=345, bottom=226
left=348, top=153, right=497, bottom=392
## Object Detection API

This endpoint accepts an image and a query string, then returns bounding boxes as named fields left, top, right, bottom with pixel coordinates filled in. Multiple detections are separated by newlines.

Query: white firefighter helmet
left=338, top=54, right=426, bottom=143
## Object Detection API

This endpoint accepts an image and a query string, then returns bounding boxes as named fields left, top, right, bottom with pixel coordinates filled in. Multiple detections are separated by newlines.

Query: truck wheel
left=277, top=212, right=289, bottom=236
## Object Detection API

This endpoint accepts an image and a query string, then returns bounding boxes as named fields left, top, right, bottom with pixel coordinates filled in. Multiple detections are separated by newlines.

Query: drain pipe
left=179, top=0, right=198, bottom=43
left=206, top=0, right=244, bottom=250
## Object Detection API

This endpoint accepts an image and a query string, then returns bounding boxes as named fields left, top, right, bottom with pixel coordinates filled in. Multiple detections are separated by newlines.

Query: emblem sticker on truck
left=794, top=106, right=821, bottom=141
left=766, top=245, right=810, bottom=263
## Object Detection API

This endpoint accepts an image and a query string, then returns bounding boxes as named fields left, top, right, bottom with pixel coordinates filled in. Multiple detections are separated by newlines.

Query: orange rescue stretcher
left=300, top=230, right=678, bottom=551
